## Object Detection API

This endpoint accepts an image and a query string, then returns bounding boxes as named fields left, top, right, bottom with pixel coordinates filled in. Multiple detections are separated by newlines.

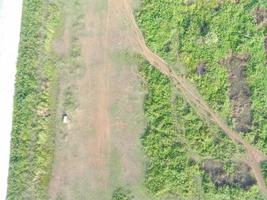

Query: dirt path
left=117, top=0, right=267, bottom=195
left=48, top=0, right=149, bottom=199
left=49, top=4, right=111, bottom=198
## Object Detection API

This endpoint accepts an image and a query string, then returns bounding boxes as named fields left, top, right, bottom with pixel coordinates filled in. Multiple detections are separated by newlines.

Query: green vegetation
left=61, top=0, right=86, bottom=79
left=63, top=87, right=78, bottom=111
left=261, top=161, right=267, bottom=185
left=7, top=0, right=61, bottom=199
left=112, top=187, right=134, bottom=200
left=138, top=59, right=265, bottom=199
left=136, top=0, right=267, bottom=152
left=136, top=0, right=267, bottom=199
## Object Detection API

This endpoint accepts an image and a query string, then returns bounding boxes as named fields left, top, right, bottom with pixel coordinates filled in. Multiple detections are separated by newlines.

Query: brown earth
left=48, top=0, right=149, bottom=200
left=252, top=6, right=267, bottom=27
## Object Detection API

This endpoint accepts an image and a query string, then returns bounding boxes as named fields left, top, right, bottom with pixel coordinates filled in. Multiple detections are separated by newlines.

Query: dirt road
left=118, top=0, right=267, bottom=195
left=49, top=0, right=148, bottom=199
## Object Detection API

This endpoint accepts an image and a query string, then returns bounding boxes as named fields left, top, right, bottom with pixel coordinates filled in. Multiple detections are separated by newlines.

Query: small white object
left=62, top=113, right=68, bottom=124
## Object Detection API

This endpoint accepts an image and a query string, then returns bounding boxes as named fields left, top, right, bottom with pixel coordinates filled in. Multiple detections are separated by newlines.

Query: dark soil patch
left=220, top=53, right=252, bottom=133
left=197, top=63, right=206, bottom=76
left=203, top=159, right=256, bottom=189
left=252, top=6, right=267, bottom=27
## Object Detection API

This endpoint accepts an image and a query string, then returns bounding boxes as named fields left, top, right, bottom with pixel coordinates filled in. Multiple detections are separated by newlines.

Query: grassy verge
left=7, top=0, right=61, bottom=199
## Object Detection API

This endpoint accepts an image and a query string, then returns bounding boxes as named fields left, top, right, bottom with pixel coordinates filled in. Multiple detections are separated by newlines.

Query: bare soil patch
left=203, top=159, right=256, bottom=189
left=252, top=6, right=267, bottom=27
left=48, top=0, right=149, bottom=200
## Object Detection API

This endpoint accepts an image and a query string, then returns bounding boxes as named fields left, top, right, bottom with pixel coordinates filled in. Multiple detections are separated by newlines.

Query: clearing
left=49, top=0, right=150, bottom=199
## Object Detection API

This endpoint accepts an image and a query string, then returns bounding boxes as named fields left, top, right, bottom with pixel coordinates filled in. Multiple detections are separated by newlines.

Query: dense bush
left=7, top=0, right=61, bottom=199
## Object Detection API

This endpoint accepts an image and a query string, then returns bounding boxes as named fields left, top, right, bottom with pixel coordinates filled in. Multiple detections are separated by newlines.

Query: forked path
left=116, top=0, right=267, bottom=195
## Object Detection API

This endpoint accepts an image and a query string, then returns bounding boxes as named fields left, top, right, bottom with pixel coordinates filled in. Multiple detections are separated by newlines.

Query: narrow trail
left=117, top=0, right=267, bottom=195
